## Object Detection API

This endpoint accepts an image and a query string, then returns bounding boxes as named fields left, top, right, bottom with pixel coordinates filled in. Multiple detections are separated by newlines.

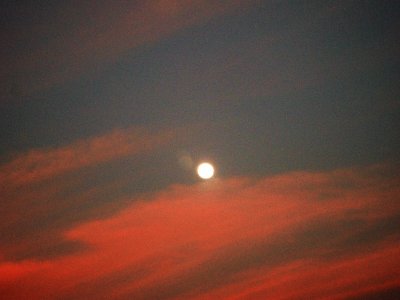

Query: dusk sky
left=1, top=1, right=400, bottom=299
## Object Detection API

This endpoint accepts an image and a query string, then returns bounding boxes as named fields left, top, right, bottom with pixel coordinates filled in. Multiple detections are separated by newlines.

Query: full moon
left=197, top=162, right=215, bottom=179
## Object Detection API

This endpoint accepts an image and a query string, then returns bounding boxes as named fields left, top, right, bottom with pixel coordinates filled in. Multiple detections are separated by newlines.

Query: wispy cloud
left=2, top=0, right=255, bottom=100
left=0, top=127, right=174, bottom=188
left=1, top=164, right=399, bottom=299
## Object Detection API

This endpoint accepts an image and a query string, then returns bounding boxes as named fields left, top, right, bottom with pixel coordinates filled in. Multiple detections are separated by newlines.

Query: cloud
left=1, top=0, right=255, bottom=100
left=0, top=127, right=174, bottom=188
left=1, top=163, right=399, bottom=299
left=0, top=126, right=176, bottom=261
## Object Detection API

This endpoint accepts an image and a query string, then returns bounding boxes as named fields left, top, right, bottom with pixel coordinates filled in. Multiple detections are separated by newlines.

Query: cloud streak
left=2, top=0, right=255, bottom=100
left=0, top=127, right=174, bottom=188
left=1, top=163, right=399, bottom=299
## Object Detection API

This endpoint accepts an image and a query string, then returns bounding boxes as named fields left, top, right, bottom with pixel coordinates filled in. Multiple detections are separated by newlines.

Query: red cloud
left=0, top=126, right=178, bottom=262
left=1, top=164, right=399, bottom=299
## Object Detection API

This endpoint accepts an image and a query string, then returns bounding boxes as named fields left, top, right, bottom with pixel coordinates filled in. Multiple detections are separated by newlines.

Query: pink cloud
left=0, top=127, right=174, bottom=188
left=3, top=0, right=255, bottom=98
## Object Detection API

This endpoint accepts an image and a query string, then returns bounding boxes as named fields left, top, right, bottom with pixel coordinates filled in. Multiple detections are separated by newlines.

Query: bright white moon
left=197, top=162, right=215, bottom=179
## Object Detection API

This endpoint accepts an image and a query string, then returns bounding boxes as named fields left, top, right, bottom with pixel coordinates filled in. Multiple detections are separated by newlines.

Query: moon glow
left=197, top=162, right=215, bottom=179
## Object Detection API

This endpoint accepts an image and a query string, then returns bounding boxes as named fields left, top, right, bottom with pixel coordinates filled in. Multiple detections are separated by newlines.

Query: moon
left=197, top=162, right=215, bottom=179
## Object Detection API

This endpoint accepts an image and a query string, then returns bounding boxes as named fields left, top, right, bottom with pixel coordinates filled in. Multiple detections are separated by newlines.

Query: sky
left=1, top=1, right=399, bottom=299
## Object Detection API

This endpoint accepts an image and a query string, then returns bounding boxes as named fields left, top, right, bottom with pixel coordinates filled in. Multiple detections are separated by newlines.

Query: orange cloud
left=1, top=164, right=399, bottom=299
